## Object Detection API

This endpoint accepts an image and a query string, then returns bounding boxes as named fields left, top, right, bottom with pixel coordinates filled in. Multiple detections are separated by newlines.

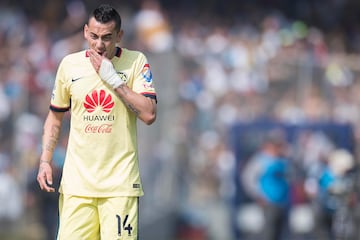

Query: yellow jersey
left=50, top=47, right=156, bottom=197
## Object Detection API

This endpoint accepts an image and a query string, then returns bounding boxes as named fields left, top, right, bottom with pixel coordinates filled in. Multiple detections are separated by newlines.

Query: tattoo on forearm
left=126, top=103, right=140, bottom=116
left=117, top=85, right=140, bottom=115
left=44, top=125, right=60, bottom=152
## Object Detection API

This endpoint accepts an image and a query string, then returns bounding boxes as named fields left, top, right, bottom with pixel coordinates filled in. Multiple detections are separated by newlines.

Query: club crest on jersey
left=141, top=64, right=153, bottom=83
left=116, top=71, right=128, bottom=83
left=83, top=89, right=114, bottom=113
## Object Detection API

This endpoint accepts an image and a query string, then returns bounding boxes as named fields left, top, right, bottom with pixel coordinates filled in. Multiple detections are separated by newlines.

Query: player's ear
left=84, top=24, right=89, bottom=39
left=116, top=29, right=124, bottom=43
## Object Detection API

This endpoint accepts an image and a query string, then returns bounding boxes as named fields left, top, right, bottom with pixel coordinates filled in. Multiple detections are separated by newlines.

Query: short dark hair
left=90, top=4, right=122, bottom=31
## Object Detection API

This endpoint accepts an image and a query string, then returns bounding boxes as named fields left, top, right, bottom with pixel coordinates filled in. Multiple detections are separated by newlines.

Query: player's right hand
left=37, top=161, right=55, bottom=192
left=98, top=58, right=125, bottom=88
left=88, top=49, right=124, bottom=89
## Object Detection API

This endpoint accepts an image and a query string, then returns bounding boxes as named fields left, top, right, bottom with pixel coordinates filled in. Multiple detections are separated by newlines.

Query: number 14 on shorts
left=116, top=214, right=133, bottom=236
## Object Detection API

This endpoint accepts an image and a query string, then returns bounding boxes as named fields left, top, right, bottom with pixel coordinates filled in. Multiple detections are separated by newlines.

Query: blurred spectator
left=0, top=82, right=10, bottom=123
left=0, top=152, right=22, bottom=223
left=133, top=0, right=174, bottom=53
left=305, top=148, right=356, bottom=240
left=241, top=129, right=291, bottom=240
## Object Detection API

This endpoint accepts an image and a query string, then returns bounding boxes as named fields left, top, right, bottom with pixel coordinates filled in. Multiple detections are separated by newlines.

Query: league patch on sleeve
left=141, top=64, right=153, bottom=83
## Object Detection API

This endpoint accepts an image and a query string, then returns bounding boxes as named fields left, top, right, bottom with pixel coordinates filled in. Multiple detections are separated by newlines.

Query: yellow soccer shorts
left=57, top=194, right=139, bottom=240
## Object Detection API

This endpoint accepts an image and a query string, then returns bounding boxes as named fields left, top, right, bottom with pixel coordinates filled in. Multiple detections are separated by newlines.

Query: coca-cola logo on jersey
left=83, top=89, right=115, bottom=134
left=85, top=124, right=112, bottom=133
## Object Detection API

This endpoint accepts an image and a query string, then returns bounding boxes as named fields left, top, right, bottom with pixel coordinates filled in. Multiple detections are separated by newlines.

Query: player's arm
left=88, top=49, right=156, bottom=125
left=37, top=110, right=65, bottom=192
left=113, top=85, right=156, bottom=125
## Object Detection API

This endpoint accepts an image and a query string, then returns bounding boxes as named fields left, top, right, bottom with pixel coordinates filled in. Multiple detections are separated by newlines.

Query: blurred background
left=0, top=0, right=360, bottom=239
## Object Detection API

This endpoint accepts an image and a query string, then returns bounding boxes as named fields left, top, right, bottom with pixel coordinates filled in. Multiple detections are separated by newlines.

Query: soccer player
left=37, top=4, right=157, bottom=239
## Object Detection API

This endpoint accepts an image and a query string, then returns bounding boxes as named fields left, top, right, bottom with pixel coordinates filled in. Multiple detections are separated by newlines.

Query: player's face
left=84, top=17, right=123, bottom=59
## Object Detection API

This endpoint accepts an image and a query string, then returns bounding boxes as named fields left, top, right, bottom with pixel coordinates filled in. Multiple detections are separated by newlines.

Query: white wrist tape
left=99, top=59, right=124, bottom=89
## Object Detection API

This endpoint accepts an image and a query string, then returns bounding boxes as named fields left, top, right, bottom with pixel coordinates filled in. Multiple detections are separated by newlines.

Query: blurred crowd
left=0, top=0, right=360, bottom=239
left=171, top=2, right=360, bottom=239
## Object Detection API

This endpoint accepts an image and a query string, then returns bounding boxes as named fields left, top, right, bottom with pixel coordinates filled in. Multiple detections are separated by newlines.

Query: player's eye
left=90, top=34, right=98, bottom=40
left=102, top=35, right=112, bottom=41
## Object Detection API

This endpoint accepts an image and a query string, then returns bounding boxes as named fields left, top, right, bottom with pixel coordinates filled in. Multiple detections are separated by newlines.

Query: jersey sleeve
left=50, top=59, right=71, bottom=112
left=132, top=53, right=157, bottom=102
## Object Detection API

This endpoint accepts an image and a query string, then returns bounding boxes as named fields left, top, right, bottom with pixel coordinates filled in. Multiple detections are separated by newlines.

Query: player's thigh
left=98, top=196, right=139, bottom=240
left=57, top=194, right=100, bottom=240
